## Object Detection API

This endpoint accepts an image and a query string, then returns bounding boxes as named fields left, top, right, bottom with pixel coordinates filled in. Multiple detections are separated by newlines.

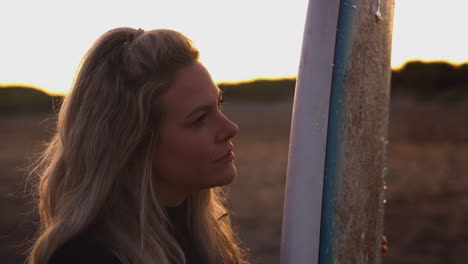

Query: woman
left=28, top=27, right=250, bottom=264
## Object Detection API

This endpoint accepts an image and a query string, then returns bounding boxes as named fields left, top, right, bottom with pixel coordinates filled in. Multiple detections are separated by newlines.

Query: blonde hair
left=28, top=27, right=250, bottom=264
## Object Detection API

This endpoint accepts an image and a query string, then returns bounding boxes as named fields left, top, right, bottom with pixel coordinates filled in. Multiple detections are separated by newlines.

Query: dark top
left=48, top=226, right=120, bottom=264
left=49, top=200, right=204, bottom=264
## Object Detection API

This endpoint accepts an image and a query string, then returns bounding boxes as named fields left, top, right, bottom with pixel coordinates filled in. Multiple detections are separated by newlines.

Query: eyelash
left=193, top=95, right=224, bottom=126
left=218, top=96, right=224, bottom=110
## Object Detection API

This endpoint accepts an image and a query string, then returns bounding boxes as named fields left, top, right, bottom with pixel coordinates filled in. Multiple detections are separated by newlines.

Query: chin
left=222, top=164, right=237, bottom=185
left=207, top=164, right=237, bottom=188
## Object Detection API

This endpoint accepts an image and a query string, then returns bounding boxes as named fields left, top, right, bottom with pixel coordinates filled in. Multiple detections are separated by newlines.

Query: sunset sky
left=1, top=0, right=467, bottom=95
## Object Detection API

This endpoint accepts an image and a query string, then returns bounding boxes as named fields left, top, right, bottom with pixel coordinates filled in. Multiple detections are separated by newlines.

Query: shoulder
left=49, top=231, right=120, bottom=264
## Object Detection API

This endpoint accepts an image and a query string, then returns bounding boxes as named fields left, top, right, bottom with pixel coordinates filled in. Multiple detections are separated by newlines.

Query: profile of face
left=152, top=62, right=239, bottom=206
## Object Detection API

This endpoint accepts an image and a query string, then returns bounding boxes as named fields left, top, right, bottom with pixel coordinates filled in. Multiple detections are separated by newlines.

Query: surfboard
left=280, top=0, right=394, bottom=263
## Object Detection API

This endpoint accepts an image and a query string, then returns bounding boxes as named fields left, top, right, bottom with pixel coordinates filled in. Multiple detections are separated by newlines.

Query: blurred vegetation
left=391, top=61, right=468, bottom=103
left=1, top=61, right=467, bottom=113
left=0, top=86, right=62, bottom=114
left=219, top=78, right=296, bottom=102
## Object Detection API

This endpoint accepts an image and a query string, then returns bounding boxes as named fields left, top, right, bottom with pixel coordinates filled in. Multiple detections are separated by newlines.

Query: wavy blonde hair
left=28, top=27, right=250, bottom=264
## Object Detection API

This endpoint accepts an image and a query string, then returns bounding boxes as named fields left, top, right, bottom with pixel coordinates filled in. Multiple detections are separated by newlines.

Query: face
left=152, top=62, right=239, bottom=202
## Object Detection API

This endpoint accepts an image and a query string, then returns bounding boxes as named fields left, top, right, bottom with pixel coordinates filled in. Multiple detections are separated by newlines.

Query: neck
left=155, top=181, right=188, bottom=207
left=161, top=192, right=187, bottom=207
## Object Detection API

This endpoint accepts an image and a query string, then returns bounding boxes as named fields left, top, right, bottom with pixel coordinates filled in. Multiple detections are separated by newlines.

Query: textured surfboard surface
left=319, top=0, right=394, bottom=263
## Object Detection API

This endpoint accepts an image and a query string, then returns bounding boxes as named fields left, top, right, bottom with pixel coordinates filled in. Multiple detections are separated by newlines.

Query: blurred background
left=1, top=0, right=467, bottom=263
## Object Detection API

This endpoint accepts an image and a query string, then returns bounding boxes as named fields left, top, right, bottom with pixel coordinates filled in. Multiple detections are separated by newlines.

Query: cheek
left=153, top=132, right=215, bottom=184
left=171, top=138, right=212, bottom=166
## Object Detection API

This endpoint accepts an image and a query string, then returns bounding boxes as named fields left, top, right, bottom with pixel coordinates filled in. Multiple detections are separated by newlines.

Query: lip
left=215, top=149, right=235, bottom=163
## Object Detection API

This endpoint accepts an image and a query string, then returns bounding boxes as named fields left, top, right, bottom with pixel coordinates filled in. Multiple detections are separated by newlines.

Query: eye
left=192, top=92, right=224, bottom=128
left=193, top=113, right=207, bottom=127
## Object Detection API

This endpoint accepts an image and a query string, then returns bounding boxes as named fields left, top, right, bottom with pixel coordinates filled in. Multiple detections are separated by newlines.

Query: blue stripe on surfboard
left=319, top=0, right=357, bottom=263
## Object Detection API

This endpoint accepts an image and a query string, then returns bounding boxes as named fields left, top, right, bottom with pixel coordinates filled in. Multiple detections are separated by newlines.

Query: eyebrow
left=185, top=90, right=223, bottom=120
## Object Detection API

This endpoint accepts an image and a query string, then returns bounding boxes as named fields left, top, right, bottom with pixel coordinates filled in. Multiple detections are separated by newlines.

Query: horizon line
left=2, top=59, right=467, bottom=96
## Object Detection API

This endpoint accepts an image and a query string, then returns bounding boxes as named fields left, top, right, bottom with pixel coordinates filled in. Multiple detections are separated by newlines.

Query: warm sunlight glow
left=1, top=0, right=467, bottom=95
left=391, top=0, right=468, bottom=69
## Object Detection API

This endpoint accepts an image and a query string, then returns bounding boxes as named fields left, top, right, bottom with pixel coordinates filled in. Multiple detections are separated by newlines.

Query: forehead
left=161, top=62, right=220, bottom=118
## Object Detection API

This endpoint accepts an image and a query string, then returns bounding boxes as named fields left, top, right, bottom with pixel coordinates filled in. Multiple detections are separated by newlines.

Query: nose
left=216, top=114, right=239, bottom=142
